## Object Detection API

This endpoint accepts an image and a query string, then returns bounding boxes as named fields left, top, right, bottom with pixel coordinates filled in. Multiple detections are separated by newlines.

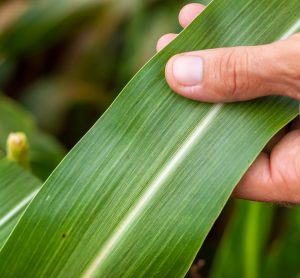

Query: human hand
left=157, top=3, right=300, bottom=204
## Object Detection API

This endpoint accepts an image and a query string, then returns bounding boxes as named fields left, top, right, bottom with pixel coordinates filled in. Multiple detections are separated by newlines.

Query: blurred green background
left=0, top=0, right=299, bottom=277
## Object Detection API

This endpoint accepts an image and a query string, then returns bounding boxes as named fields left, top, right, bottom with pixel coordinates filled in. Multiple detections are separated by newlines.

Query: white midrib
left=82, top=104, right=223, bottom=277
left=0, top=189, right=39, bottom=228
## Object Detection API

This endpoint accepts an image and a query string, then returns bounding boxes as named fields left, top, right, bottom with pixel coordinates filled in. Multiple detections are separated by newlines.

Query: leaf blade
left=0, top=0, right=299, bottom=277
left=0, top=159, right=41, bottom=249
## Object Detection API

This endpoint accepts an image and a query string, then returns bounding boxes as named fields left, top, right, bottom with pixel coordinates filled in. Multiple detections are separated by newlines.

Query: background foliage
left=0, top=0, right=299, bottom=277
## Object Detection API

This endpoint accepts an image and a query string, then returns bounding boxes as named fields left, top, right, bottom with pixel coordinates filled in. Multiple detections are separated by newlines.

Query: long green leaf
left=264, top=207, right=300, bottom=277
left=0, top=0, right=299, bottom=277
left=0, top=159, right=41, bottom=249
left=210, top=201, right=274, bottom=278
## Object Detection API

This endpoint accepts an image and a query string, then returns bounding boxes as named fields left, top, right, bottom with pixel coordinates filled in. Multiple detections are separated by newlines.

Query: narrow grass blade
left=264, top=208, right=300, bottom=277
left=209, top=201, right=274, bottom=278
left=0, top=159, right=41, bottom=249
left=0, top=0, right=299, bottom=277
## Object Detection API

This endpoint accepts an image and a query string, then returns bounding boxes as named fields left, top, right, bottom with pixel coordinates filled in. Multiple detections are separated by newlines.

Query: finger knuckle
left=279, top=38, right=300, bottom=80
left=286, top=56, right=300, bottom=81
left=284, top=59, right=300, bottom=100
left=216, top=49, right=250, bottom=99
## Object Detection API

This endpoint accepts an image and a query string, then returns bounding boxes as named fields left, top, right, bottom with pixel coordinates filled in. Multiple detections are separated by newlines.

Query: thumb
left=165, top=40, right=299, bottom=102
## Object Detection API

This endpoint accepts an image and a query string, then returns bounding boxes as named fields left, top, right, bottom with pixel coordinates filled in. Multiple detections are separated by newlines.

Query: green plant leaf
left=0, top=95, right=66, bottom=180
left=264, top=207, right=300, bottom=277
left=0, top=159, right=41, bottom=249
left=209, top=200, right=274, bottom=278
left=0, top=0, right=299, bottom=277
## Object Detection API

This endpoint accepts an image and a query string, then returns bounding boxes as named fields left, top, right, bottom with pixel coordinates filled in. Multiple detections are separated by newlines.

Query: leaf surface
left=0, top=0, right=299, bottom=277
left=0, top=159, right=40, bottom=249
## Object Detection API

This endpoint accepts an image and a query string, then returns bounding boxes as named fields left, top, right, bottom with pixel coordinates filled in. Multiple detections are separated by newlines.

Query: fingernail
left=172, top=55, right=203, bottom=86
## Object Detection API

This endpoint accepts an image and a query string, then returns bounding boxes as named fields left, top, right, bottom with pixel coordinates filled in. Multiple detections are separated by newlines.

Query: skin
left=157, top=3, right=300, bottom=204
